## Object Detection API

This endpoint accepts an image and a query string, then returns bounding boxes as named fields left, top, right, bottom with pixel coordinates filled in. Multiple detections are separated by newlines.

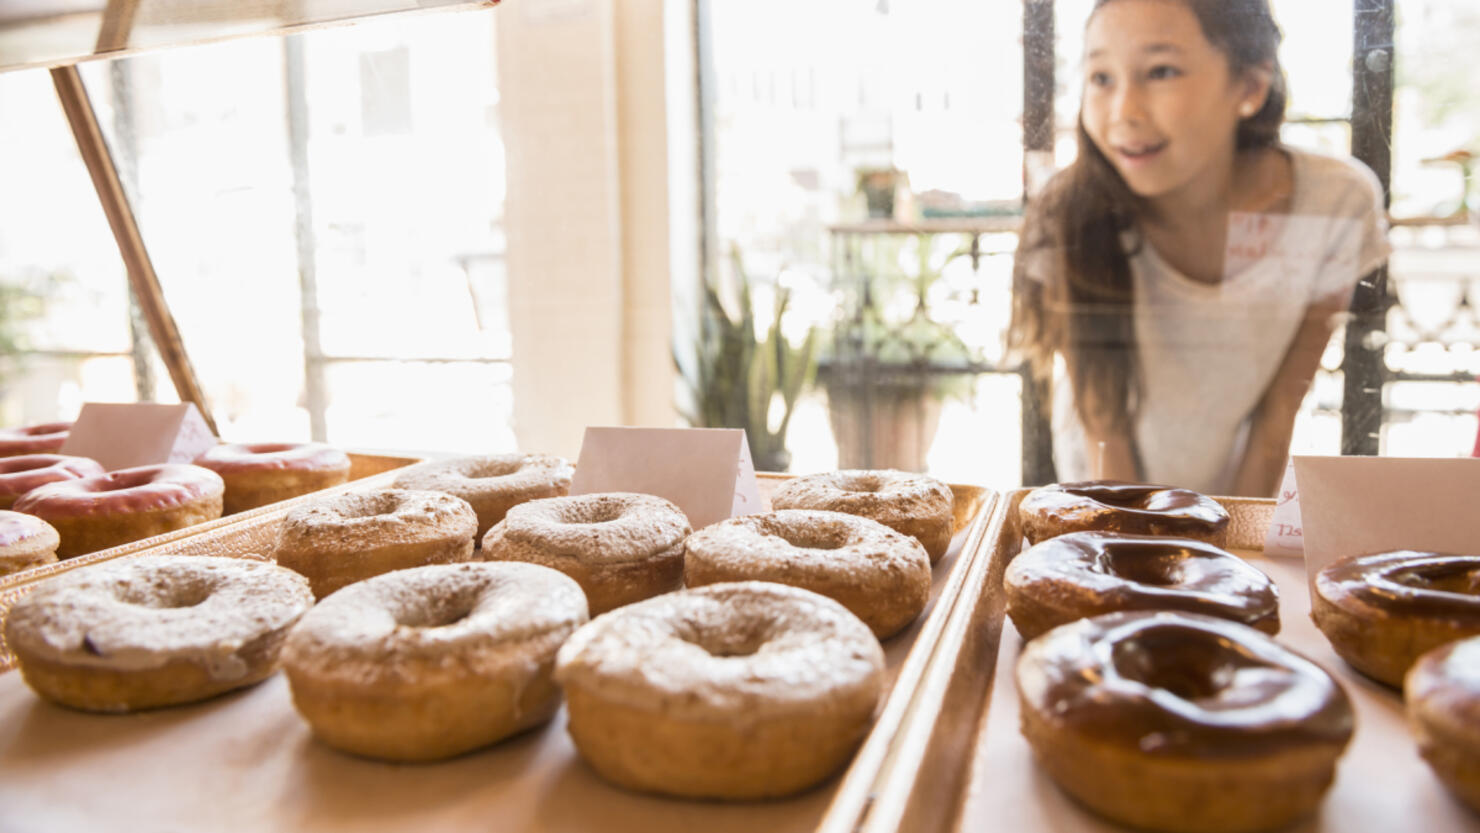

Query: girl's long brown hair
left=1007, top=0, right=1287, bottom=437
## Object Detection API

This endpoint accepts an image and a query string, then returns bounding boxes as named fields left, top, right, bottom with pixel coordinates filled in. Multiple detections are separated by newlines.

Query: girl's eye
left=1088, top=71, right=1112, bottom=88
left=1147, top=64, right=1182, bottom=80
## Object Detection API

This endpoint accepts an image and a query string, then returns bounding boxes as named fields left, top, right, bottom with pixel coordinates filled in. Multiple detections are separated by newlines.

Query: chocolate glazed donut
left=1005, top=532, right=1279, bottom=641
left=1017, top=611, right=1354, bottom=833
left=1406, top=635, right=1480, bottom=813
left=1018, top=481, right=1229, bottom=546
left=1314, top=550, right=1480, bottom=688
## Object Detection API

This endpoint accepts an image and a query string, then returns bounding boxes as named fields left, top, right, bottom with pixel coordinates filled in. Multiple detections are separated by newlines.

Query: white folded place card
left=1262, top=456, right=1304, bottom=558
left=59, top=402, right=218, bottom=471
left=1294, top=455, right=1480, bottom=584
left=569, top=426, right=761, bottom=530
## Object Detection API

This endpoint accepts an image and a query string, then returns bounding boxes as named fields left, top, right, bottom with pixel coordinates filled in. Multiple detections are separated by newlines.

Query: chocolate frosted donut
left=771, top=470, right=954, bottom=563
left=1406, top=635, right=1480, bottom=813
left=283, top=561, right=588, bottom=761
left=195, top=442, right=351, bottom=514
left=481, top=492, right=690, bottom=615
left=13, top=464, right=225, bottom=558
left=0, top=510, right=60, bottom=576
left=0, top=422, right=72, bottom=458
left=1314, top=550, right=1480, bottom=687
left=393, top=453, right=573, bottom=539
left=555, top=581, right=884, bottom=799
left=684, top=509, right=931, bottom=639
left=272, top=488, right=478, bottom=599
left=0, top=454, right=104, bottom=510
left=4, top=555, right=313, bottom=712
left=1017, top=611, right=1354, bottom=833
left=1005, top=532, right=1279, bottom=641
left=1018, top=480, right=1229, bottom=545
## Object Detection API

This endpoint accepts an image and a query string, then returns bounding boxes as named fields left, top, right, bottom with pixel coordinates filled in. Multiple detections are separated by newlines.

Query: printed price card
left=59, top=402, right=217, bottom=471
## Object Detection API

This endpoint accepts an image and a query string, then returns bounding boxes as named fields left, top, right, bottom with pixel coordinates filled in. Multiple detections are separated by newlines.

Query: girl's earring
left=1239, top=101, right=1257, bottom=118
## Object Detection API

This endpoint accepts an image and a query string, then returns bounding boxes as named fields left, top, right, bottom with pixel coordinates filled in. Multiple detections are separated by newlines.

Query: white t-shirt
left=1046, top=147, right=1392, bottom=494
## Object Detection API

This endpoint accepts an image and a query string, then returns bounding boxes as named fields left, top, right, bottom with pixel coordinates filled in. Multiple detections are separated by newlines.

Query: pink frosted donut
left=195, top=442, right=352, bottom=514
left=13, top=464, right=225, bottom=558
left=0, top=454, right=106, bottom=510
left=0, top=510, right=60, bottom=576
left=0, top=422, right=72, bottom=458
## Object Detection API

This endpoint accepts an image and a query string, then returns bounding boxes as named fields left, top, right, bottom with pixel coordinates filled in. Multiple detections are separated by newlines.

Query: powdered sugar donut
left=393, top=453, right=573, bottom=539
left=283, top=561, right=588, bottom=761
left=194, top=442, right=351, bottom=514
left=13, top=464, right=225, bottom=558
left=555, top=581, right=885, bottom=799
left=0, top=510, right=60, bottom=576
left=4, top=554, right=313, bottom=712
left=481, top=492, right=690, bottom=614
left=771, top=470, right=955, bottom=563
left=684, top=509, right=930, bottom=638
left=272, top=488, right=478, bottom=599
left=0, top=454, right=104, bottom=510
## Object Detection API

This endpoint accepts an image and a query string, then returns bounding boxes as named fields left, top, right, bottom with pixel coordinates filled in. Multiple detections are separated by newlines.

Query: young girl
left=1008, top=0, right=1391, bottom=497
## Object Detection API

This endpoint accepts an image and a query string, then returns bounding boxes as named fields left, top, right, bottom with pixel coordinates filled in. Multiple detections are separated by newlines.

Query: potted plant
left=856, top=167, right=908, bottom=220
left=820, top=233, right=978, bottom=472
left=677, top=245, right=818, bottom=472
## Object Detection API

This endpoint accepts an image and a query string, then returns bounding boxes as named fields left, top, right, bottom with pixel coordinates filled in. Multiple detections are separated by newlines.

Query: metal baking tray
left=844, top=490, right=1476, bottom=833
left=0, top=474, right=994, bottom=833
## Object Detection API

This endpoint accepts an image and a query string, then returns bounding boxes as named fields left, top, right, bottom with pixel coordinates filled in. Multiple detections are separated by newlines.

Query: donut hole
left=563, top=502, right=627, bottom=525
left=1112, top=628, right=1237, bottom=701
left=835, top=473, right=884, bottom=494
left=767, top=522, right=849, bottom=551
left=1391, top=562, right=1480, bottom=596
left=244, top=443, right=298, bottom=455
left=395, top=586, right=483, bottom=629
left=0, top=458, right=52, bottom=474
left=337, top=492, right=403, bottom=519
left=96, top=470, right=157, bottom=492
left=674, top=622, right=771, bottom=658
left=1071, top=483, right=1156, bottom=507
left=1100, top=545, right=1186, bottom=586
left=468, top=459, right=523, bottom=479
left=114, top=581, right=213, bottom=609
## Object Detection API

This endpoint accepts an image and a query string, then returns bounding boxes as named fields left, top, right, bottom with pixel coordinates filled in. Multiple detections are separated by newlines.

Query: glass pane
left=706, top=0, right=1025, bottom=484
left=0, top=66, right=148, bottom=429
left=60, top=8, right=512, bottom=450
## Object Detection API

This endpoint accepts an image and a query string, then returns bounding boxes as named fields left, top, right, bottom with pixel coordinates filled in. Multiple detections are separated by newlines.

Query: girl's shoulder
left=1286, top=146, right=1386, bottom=218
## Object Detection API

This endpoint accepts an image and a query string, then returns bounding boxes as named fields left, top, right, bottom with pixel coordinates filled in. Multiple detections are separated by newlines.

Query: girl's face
left=1080, top=0, right=1269, bottom=203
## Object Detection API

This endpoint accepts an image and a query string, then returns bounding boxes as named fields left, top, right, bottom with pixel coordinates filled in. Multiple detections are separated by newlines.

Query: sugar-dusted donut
left=1406, top=635, right=1480, bottom=813
left=13, top=464, right=225, bottom=558
left=1018, top=480, right=1229, bottom=545
left=481, top=492, right=690, bottom=615
left=1313, top=550, right=1480, bottom=687
left=0, top=510, right=60, bottom=576
left=0, top=422, right=72, bottom=458
left=0, top=454, right=104, bottom=510
left=194, top=442, right=351, bottom=514
left=272, top=488, right=477, bottom=599
left=770, top=470, right=954, bottom=563
left=4, top=554, right=313, bottom=712
left=1005, top=531, right=1279, bottom=641
left=393, top=453, right=573, bottom=540
left=684, top=509, right=930, bottom=639
left=283, top=561, right=588, bottom=761
left=1017, top=611, right=1354, bottom=833
left=554, top=581, right=885, bottom=799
